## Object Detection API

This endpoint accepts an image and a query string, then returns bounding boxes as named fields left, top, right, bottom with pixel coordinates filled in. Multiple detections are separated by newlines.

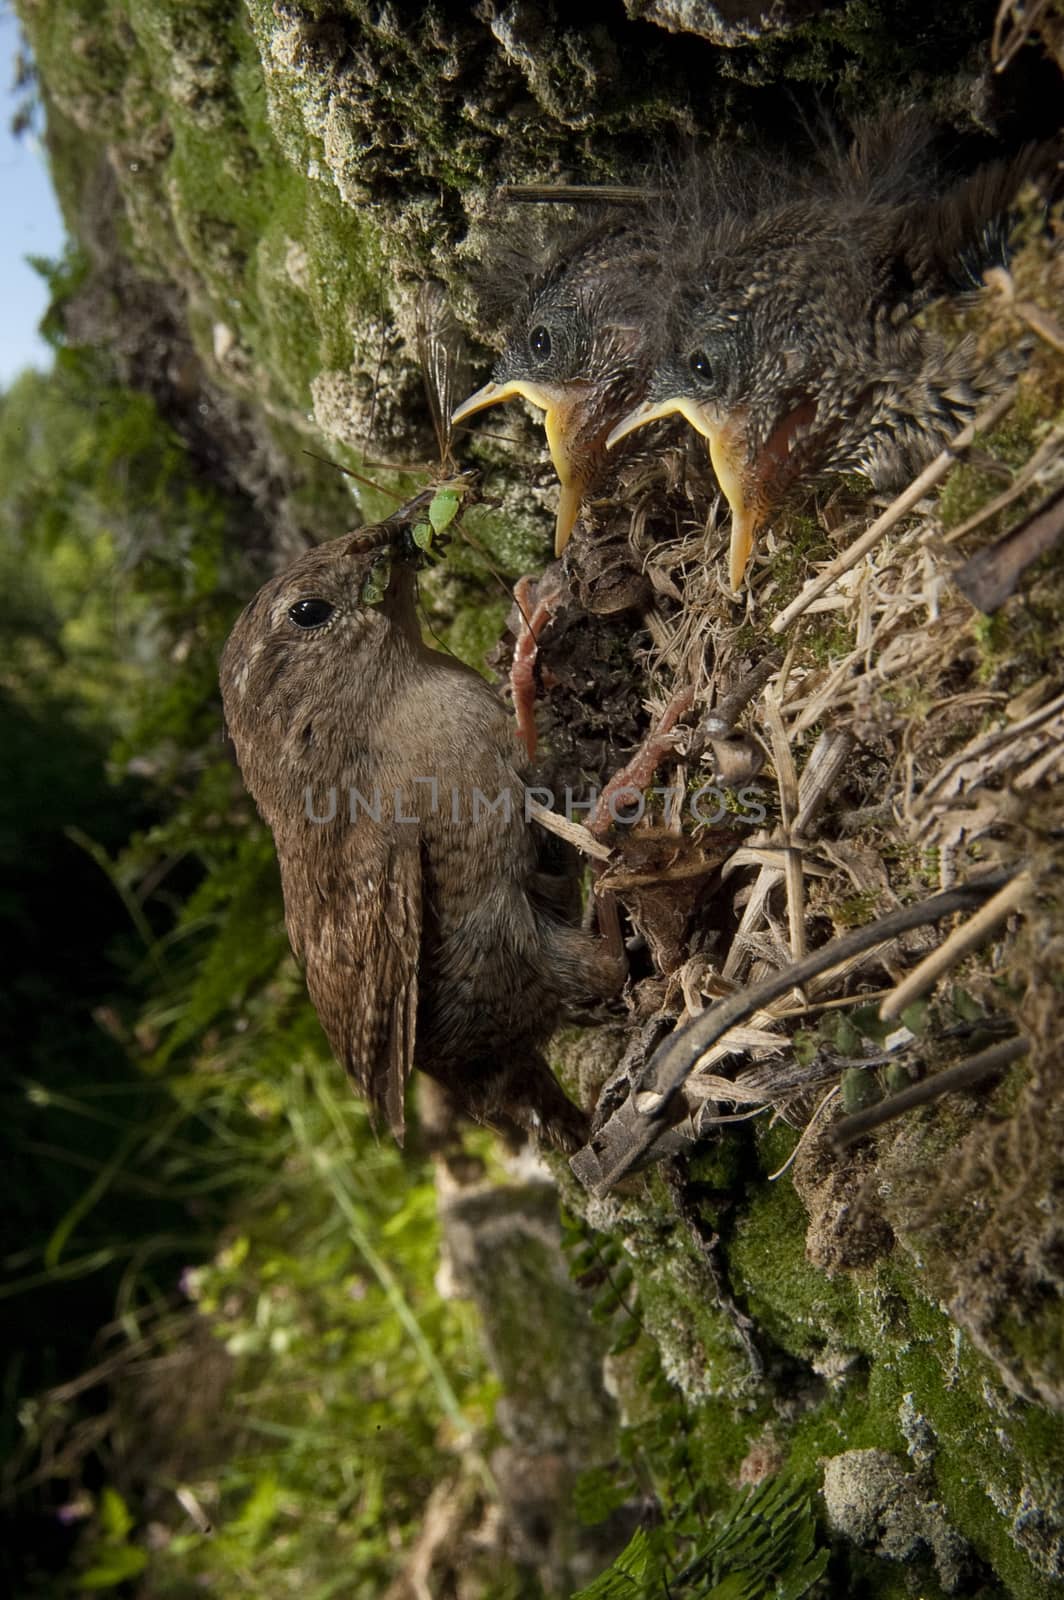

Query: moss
left=300, top=184, right=385, bottom=370
left=639, top=1089, right=1064, bottom=1593
left=616, top=1175, right=760, bottom=1405
left=972, top=610, right=1014, bottom=674
left=685, top=1135, right=745, bottom=1196
left=25, top=0, right=129, bottom=137
left=728, top=1163, right=864, bottom=1364
left=15, top=1, right=1064, bottom=1594
left=865, top=1279, right=1064, bottom=1599
left=723, top=1187, right=1064, bottom=1593
left=769, top=0, right=994, bottom=103
left=250, top=222, right=324, bottom=406
left=579, top=1137, right=1064, bottom=1590
left=25, top=0, right=395, bottom=436
left=994, top=1303, right=1064, bottom=1405
left=446, top=499, right=553, bottom=581
left=880, top=678, right=937, bottom=719
left=603, top=1331, right=774, bottom=1522
left=968, top=558, right=1064, bottom=696
left=937, top=386, right=1059, bottom=534
left=682, top=1392, right=774, bottom=1509
left=830, top=891, right=887, bottom=929
left=758, top=510, right=836, bottom=607
left=437, top=594, right=510, bottom=677
left=803, top=618, right=856, bottom=667
left=937, top=459, right=1013, bottom=533
left=789, top=1378, right=908, bottom=1480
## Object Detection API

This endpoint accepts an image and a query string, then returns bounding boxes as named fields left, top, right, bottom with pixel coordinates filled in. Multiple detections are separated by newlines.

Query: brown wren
left=219, top=498, right=621, bottom=1151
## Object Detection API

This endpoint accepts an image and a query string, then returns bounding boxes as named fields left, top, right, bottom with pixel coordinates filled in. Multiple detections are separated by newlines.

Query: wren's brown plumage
left=219, top=507, right=620, bottom=1151
left=610, top=123, right=1039, bottom=590
left=451, top=216, right=660, bottom=555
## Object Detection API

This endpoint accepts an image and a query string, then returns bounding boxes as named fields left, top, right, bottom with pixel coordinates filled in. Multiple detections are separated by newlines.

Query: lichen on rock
left=823, top=1447, right=971, bottom=1592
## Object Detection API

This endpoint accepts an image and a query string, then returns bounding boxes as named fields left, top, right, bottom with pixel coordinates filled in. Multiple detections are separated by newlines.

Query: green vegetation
left=6, top=0, right=1064, bottom=1595
left=0, top=348, right=501, bottom=1596
left=6, top=344, right=1061, bottom=1596
left=571, top=1477, right=828, bottom=1599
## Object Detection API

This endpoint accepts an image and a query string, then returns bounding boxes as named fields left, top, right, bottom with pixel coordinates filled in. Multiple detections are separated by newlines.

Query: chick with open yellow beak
left=608, top=390, right=764, bottom=593
left=606, top=120, right=1036, bottom=593
left=451, top=222, right=659, bottom=556
left=452, top=374, right=595, bottom=557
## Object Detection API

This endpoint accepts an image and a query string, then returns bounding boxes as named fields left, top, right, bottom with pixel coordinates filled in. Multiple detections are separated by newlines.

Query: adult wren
left=220, top=499, right=621, bottom=1151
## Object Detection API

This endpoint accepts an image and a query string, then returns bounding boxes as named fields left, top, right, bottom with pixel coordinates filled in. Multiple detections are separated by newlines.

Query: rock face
left=625, top=0, right=824, bottom=46
left=822, top=1448, right=970, bottom=1593
left=22, top=0, right=1056, bottom=539
left=14, top=1, right=1064, bottom=1597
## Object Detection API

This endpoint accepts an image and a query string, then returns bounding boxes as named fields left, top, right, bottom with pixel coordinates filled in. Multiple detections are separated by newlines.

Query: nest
left=484, top=200, right=1064, bottom=1395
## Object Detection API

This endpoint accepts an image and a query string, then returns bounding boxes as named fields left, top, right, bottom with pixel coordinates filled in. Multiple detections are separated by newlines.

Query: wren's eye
left=688, top=350, right=713, bottom=384
left=529, top=324, right=552, bottom=361
left=288, top=598, right=335, bottom=629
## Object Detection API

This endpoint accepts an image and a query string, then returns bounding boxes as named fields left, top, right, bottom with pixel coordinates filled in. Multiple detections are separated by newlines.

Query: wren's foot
left=481, top=1055, right=590, bottom=1155
left=510, top=568, right=567, bottom=761
left=590, top=684, right=695, bottom=838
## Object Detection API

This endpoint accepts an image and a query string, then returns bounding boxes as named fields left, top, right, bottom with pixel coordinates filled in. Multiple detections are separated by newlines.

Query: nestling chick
left=452, top=217, right=660, bottom=554
left=220, top=506, right=621, bottom=1151
left=610, top=129, right=1037, bottom=590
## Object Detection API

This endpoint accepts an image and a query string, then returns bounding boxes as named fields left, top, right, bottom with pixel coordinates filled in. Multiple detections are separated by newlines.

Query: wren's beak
left=607, top=397, right=758, bottom=593
left=452, top=379, right=590, bottom=556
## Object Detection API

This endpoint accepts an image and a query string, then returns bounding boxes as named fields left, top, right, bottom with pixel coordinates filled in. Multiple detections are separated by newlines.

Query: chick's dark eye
left=288, top=598, right=334, bottom=629
left=688, top=350, right=713, bottom=384
left=529, top=324, right=552, bottom=361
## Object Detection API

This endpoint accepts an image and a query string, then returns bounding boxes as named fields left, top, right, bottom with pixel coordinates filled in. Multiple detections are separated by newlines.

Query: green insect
left=411, top=482, right=465, bottom=556
left=358, top=553, right=392, bottom=606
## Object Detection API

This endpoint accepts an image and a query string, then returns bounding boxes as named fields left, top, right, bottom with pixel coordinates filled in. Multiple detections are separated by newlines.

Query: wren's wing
left=291, top=829, right=421, bottom=1143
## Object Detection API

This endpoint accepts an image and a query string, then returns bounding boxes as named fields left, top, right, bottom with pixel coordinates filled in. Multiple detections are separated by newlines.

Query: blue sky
left=0, top=8, right=65, bottom=389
